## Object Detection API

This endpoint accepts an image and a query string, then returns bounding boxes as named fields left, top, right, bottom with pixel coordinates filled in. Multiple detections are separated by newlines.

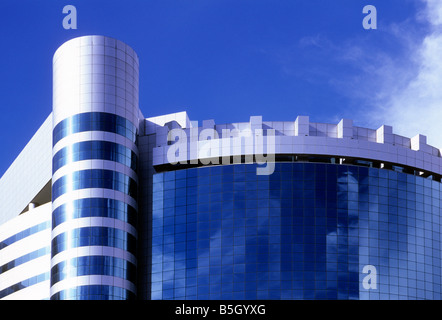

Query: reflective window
left=0, top=246, right=50, bottom=275
left=0, top=272, right=49, bottom=299
left=151, top=163, right=442, bottom=300
left=0, top=221, right=50, bottom=250
left=51, top=226, right=137, bottom=257
left=52, top=198, right=137, bottom=228
left=50, top=285, right=136, bottom=300
left=53, top=112, right=138, bottom=146
left=51, top=256, right=136, bottom=284
left=53, top=141, right=138, bottom=173
left=52, top=169, right=138, bottom=201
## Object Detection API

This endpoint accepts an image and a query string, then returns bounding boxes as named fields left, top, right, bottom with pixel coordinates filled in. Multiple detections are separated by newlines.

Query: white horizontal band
left=51, top=216, right=137, bottom=239
left=52, top=159, right=138, bottom=184
left=52, top=189, right=138, bottom=212
left=53, top=131, right=138, bottom=156
left=50, top=245, right=137, bottom=268
left=50, top=275, right=136, bottom=297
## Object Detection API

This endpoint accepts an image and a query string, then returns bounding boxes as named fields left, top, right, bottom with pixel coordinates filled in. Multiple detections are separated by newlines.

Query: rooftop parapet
left=148, top=112, right=442, bottom=177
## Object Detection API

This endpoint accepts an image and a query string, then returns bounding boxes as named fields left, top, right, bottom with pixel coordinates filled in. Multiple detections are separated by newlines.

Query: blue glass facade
left=50, top=285, right=136, bottom=300
left=52, top=169, right=138, bottom=201
left=50, top=110, right=139, bottom=300
left=52, top=112, right=138, bottom=146
left=52, top=198, right=137, bottom=228
left=53, top=140, right=138, bottom=173
left=151, top=163, right=442, bottom=300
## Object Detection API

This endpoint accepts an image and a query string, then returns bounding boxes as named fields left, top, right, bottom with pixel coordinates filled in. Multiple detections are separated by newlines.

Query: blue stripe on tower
left=50, top=36, right=140, bottom=300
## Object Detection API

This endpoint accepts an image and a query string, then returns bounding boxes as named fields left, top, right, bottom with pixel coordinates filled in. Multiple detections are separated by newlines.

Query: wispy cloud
left=358, top=0, right=442, bottom=148
left=262, top=0, right=442, bottom=148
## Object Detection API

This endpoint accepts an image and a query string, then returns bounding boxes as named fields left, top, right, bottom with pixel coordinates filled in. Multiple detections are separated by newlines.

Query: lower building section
left=150, top=163, right=442, bottom=300
left=0, top=203, right=51, bottom=300
left=2, top=162, right=442, bottom=300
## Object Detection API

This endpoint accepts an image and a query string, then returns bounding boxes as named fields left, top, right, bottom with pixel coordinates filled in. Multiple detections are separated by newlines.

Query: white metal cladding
left=0, top=204, right=51, bottom=300
left=51, top=34, right=140, bottom=211
left=52, top=35, right=139, bottom=128
left=150, top=114, right=442, bottom=176
left=0, top=115, right=52, bottom=225
left=50, top=35, right=140, bottom=298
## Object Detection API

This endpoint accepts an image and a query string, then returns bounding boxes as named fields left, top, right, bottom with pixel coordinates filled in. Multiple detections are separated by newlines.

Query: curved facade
left=50, top=36, right=140, bottom=300
left=151, top=163, right=442, bottom=300
left=2, top=35, right=442, bottom=300
left=146, top=114, right=442, bottom=300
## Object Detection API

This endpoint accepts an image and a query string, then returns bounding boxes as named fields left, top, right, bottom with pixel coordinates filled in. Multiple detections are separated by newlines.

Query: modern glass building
left=1, top=35, right=442, bottom=300
left=151, top=163, right=442, bottom=300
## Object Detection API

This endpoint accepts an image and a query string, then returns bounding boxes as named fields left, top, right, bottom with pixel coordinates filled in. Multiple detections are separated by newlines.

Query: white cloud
left=422, top=0, right=442, bottom=25
left=365, top=0, right=442, bottom=149
left=264, top=0, right=442, bottom=149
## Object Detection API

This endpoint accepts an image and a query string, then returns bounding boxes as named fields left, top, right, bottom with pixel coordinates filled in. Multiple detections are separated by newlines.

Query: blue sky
left=0, top=0, right=439, bottom=177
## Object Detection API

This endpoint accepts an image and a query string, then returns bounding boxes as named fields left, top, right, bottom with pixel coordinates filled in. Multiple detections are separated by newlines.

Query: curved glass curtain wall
left=51, top=36, right=139, bottom=300
left=151, top=162, right=442, bottom=300
left=53, top=140, right=138, bottom=173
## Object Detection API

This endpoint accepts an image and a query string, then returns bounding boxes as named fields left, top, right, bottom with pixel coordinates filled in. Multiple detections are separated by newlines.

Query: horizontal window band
left=50, top=284, right=136, bottom=300
left=0, top=221, right=51, bottom=250
left=52, top=131, right=138, bottom=157
left=0, top=272, right=49, bottom=299
left=51, top=226, right=137, bottom=257
left=50, top=245, right=137, bottom=268
left=153, top=155, right=442, bottom=184
left=0, top=246, right=50, bottom=276
left=52, top=198, right=137, bottom=229
left=53, top=112, right=138, bottom=146
left=53, top=140, right=138, bottom=173
left=51, top=217, right=137, bottom=241
left=51, top=159, right=138, bottom=185
left=51, top=189, right=138, bottom=214
left=50, top=255, right=136, bottom=285
left=52, top=169, right=138, bottom=201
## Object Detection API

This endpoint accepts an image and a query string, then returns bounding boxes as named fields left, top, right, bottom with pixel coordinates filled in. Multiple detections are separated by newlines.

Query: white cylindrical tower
left=50, top=36, right=139, bottom=300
